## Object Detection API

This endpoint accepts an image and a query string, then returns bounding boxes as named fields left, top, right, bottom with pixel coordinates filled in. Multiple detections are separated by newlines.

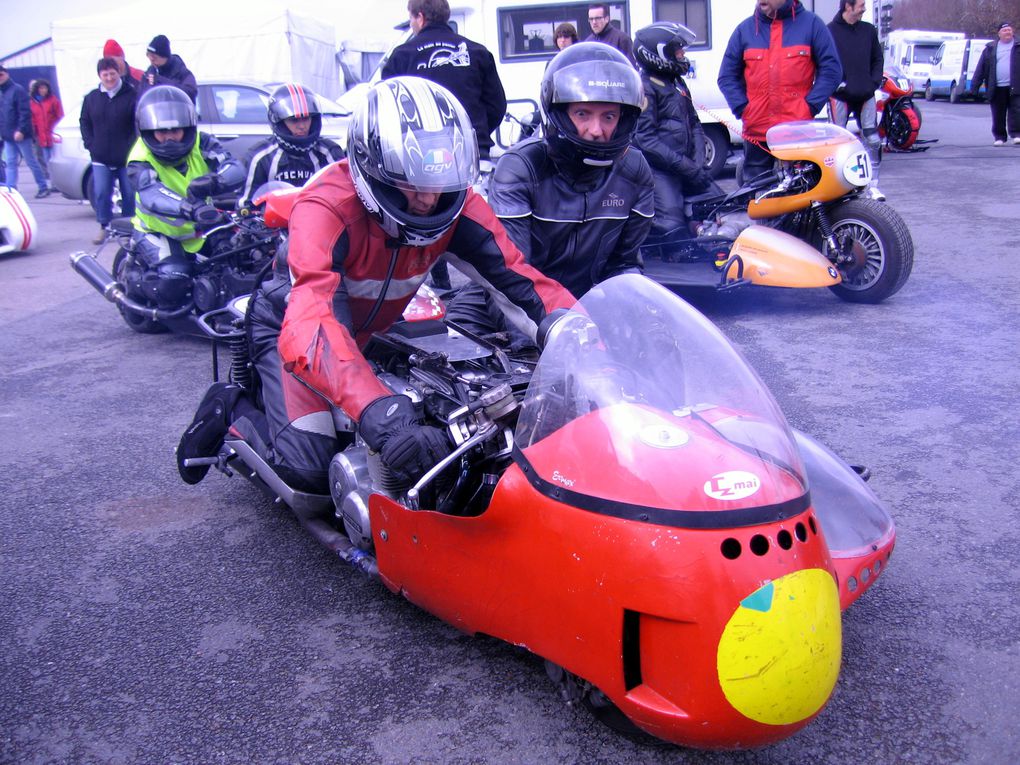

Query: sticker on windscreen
left=704, top=471, right=762, bottom=500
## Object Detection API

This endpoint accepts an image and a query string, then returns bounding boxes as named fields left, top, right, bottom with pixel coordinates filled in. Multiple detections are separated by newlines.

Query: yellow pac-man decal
left=717, top=568, right=842, bottom=726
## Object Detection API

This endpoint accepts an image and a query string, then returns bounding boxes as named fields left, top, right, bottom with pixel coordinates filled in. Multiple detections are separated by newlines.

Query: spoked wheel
left=815, top=199, right=914, bottom=304
left=112, top=247, right=168, bottom=334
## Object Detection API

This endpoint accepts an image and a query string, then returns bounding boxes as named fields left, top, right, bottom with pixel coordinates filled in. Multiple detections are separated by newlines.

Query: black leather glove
left=359, top=395, right=450, bottom=483
left=688, top=168, right=714, bottom=192
left=187, top=173, right=219, bottom=201
left=181, top=200, right=228, bottom=227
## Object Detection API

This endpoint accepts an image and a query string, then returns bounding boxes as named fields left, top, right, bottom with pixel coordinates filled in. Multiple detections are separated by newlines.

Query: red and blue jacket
left=718, top=0, right=842, bottom=141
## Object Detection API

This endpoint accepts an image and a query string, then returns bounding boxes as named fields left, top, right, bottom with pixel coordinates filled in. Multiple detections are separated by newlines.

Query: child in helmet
left=631, top=22, right=712, bottom=239
left=236, top=83, right=345, bottom=209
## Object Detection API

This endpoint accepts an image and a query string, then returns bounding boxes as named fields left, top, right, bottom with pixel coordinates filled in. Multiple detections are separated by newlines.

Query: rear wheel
left=814, top=199, right=914, bottom=304
left=949, top=81, right=961, bottom=103
left=702, top=124, right=730, bottom=178
left=112, top=247, right=168, bottom=334
left=924, top=82, right=935, bottom=101
left=887, top=108, right=920, bottom=150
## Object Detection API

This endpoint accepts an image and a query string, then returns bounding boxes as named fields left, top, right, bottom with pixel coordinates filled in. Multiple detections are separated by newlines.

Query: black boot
left=176, top=382, right=245, bottom=484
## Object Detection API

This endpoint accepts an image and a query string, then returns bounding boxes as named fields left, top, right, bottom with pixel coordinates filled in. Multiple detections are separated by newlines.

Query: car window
left=209, top=86, right=270, bottom=123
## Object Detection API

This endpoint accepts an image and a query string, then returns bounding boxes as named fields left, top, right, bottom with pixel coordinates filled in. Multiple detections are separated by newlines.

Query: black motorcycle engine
left=192, top=274, right=225, bottom=314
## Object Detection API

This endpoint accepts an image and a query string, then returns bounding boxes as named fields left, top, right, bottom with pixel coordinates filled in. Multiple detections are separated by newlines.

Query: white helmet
left=347, top=77, right=479, bottom=246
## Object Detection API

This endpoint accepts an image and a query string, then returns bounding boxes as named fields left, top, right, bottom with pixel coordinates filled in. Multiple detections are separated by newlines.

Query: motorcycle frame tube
left=747, top=138, right=864, bottom=220
left=369, top=464, right=843, bottom=749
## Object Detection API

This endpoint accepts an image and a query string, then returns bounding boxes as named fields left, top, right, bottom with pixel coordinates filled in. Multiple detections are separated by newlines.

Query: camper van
left=885, top=29, right=966, bottom=94
left=923, top=38, right=991, bottom=102
left=347, top=0, right=841, bottom=175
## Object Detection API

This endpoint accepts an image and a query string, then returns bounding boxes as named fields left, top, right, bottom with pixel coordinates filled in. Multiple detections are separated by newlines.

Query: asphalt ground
left=2, top=100, right=1019, bottom=764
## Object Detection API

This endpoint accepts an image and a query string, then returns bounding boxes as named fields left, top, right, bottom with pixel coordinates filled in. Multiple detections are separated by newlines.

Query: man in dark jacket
left=381, top=0, right=506, bottom=159
left=585, top=3, right=635, bottom=64
left=81, top=57, right=139, bottom=243
left=827, top=0, right=884, bottom=199
left=446, top=43, right=653, bottom=346
left=970, top=22, right=1020, bottom=145
left=632, top=23, right=712, bottom=238
left=718, top=0, right=842, bottom=182
left=0, top=65, right=51, bottom=197
left=140, top=35, right=198, bottom=103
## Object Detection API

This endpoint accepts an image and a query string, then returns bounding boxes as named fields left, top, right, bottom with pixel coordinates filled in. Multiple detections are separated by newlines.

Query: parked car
left=49, top=80, right=350, bottom=208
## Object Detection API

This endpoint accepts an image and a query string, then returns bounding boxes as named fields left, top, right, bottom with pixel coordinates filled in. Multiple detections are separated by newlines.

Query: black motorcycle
left=71, top=196, right=280, bottom=336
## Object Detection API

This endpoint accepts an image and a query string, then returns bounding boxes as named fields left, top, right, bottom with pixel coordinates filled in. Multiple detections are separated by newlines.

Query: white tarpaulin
left=51, top=0, right=339, bottom=115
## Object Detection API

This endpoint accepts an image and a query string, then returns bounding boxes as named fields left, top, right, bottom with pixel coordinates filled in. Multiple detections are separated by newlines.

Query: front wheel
left=112, top=247, right=168, bottom=334
left=813, top=199, right=914, bottom=304
left=949, top=82, right=961, bottom=104
left=924, top=82, right=935, bottom=101
left=887, top=107, right=920, bottom=150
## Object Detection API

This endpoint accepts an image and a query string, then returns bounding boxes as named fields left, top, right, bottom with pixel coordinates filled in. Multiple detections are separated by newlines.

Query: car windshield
left=514, top=275, right=807, bottom=527
left=913, top=44, right=941, bottom=63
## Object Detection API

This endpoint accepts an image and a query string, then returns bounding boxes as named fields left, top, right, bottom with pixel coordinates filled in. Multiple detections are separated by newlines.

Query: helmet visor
left=137, top=99, right=195, bottom=131
left=547, top=60, right=644, bottom=109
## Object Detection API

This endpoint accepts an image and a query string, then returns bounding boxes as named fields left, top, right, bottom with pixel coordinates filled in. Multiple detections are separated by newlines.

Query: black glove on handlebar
left=359, top=395, right=451, bottom=483
left=187, top=173, right=220, bottom=201
left=181, top=200, right=229, bottom=227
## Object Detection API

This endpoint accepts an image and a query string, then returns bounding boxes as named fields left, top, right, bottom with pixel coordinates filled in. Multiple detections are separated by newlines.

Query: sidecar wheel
left=816, top=199, right=914, bottom=304
left=112, top=248, right=168, bottom=334
left=703, top=124, right=730, bottom=178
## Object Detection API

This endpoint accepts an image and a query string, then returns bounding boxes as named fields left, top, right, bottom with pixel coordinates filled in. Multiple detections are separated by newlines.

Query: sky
left=1, top=0, right=82, bottom=55
left=1, top=0, right=410, bottom=58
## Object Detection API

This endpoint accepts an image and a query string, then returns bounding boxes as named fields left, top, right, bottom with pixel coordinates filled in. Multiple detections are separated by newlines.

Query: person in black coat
left=140, top=35, right=198, bottom=103
left=827, top=0, right=884, bottom=199
left=381, top=0, right=506, bottom=159
left=631, top=23, right=711, bottom=239
left=445, top=43, right=653, bottom=347
left=970, top=22, right=1020, bottom=145
left=80, top=57, right=138, bottom=242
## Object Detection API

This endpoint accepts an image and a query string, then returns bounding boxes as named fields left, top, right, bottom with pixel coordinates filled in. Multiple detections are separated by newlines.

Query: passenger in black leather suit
left=631, top=22, right=712, bottom=239
left=446, top=42, right=654, bottom=346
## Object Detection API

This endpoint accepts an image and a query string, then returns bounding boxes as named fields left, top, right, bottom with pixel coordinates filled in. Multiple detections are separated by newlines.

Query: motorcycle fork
left=810, top=201, right=845, bottom=261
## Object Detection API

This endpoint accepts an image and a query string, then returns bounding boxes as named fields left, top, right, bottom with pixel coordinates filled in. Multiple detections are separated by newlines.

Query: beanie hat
left=103, top=39, right=125, bottom=57
left=147, top=35, right=171, bottom=58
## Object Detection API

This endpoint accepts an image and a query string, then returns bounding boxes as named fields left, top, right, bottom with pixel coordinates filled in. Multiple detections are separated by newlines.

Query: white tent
left=51, top=0, right=339, bottom=114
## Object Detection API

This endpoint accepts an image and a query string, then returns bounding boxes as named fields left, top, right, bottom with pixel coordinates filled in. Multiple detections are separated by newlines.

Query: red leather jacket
left=278, top=160, right=576, bottom=420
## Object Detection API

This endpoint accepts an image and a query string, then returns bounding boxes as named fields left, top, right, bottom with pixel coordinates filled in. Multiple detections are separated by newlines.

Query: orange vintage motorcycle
left=185, top=268, right=895, bottom=750
left=642, top=121, right=914, bottom=303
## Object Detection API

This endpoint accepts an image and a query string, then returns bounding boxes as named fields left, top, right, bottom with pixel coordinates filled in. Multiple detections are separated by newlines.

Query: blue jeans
left=1, top=138, right=48, bottom=191
left=92, top=163, right=135, bottom=226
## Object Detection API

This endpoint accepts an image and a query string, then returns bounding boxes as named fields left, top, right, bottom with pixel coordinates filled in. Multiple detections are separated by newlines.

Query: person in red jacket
left=177, top=77, right=576, bottom=494
left=29, top=79, right=63, bottom=180
left=718, top=0, right=842, bottom=182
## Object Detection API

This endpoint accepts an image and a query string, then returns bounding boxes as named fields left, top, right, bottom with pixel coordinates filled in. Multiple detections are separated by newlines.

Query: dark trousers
left=988, top=87, right=1020, bottom=141
left=742, top=140, right=776, bottom=184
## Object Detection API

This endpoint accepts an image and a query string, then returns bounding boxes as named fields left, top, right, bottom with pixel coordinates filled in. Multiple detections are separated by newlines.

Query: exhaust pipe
left=69, top=251, right=194, bottom=320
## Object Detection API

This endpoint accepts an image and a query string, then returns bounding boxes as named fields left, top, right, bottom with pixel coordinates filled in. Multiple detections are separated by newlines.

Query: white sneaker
left=1014, top=137, right=1020, bottom=145
left=994, top=139, right=1006, bottom=146
left=865, top=187, right=886, bottom=202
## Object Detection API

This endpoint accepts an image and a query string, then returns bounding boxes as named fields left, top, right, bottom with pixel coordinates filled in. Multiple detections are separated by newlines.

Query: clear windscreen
left=515, top=275, right=807, bottom=516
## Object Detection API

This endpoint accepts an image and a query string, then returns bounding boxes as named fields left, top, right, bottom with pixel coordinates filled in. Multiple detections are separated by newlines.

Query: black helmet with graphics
left=347, top=76, right=479, bottom=246
left=136, top=85, right=197, bottom=163
left=540, top=42, right=644, bottom=170
left=268, top=83, right=323, bottom=154
left=634, top=22, right=697, bottom=78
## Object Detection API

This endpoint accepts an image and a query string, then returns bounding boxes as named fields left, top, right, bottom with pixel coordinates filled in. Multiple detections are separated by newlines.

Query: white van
left=923, top=38, right=992, bottom=102
left=343, top=0, right=841, bottom=176
left=885, top=29, right=965, bottom=94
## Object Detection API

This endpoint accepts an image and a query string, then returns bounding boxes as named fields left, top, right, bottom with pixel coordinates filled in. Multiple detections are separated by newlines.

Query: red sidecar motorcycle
left=187, top=273, right=895, bottom=750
